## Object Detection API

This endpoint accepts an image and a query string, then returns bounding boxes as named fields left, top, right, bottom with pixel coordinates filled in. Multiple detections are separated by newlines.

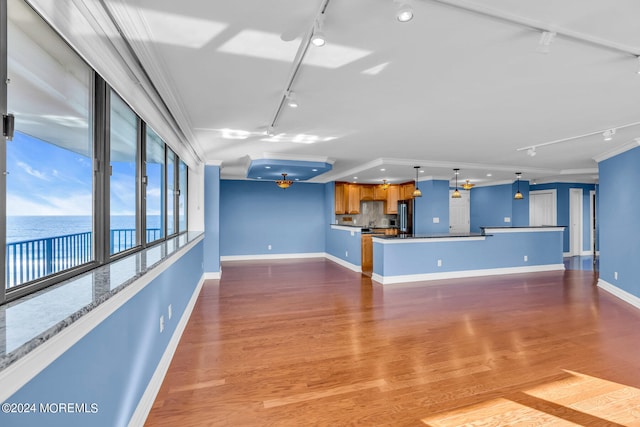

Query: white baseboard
left=597, top=279, right=640, bottom=311
left=372, top=264, right=565, bottom=285
left=324, top=253, right=361, bottom=273
left=128, top=275, right=206, bottom=426
left=204, top=271, right=221, bottom=280
left=221, top=252, right=325, bottom=261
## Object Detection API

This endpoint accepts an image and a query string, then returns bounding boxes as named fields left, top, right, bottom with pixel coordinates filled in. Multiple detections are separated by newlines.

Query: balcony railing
left=6, top=229, right=162, bottom=289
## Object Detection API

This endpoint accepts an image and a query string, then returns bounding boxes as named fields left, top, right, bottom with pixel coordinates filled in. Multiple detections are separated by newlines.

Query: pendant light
left=514, top=172, right=523, bottom=200
left=381, top=179, right=390, bottom=190
left=276, top=173, right=293, bottom=189
left=462, top=179, right=474, bottom=190
left=412, top=166, right=422, bottom=197
left=452, top=168, right=461, bottom=199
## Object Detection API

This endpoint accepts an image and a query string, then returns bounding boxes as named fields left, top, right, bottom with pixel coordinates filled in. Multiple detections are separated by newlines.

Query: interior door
left=569, top=188, right=583, bottom=256
left=529, top=190, right=557, bottom=226
left=449, top=190, right=470, bottom=233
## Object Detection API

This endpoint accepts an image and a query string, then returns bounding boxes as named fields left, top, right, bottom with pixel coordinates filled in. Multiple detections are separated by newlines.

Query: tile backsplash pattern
left=337, top=201, right=396, bottom=227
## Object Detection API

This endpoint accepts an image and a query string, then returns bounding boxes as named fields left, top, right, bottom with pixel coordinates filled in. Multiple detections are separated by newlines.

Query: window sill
left=0, top=231, right=204, bottom=374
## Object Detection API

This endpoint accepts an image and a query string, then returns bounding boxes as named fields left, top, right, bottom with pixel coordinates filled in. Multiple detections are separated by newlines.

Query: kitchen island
left=372, top=226, right=565, bottom=284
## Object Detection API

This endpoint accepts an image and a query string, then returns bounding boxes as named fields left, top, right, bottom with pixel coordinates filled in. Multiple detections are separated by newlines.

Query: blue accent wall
left=470, top=184, right=512, bottom=232
left=598, top=146, right=640, bottom=298
left=414, top=180, right=450, bottom=234
left=204, top=165, right=220, bottom=273
left=220, top=180, right=326, bottom=256
left=3, top=242, right=204, bottom=427
left=470, top=181, right=530, bottom=232
left=530, top=182, right=596, bottom=253
left=326, top=227, right=361, bottom=266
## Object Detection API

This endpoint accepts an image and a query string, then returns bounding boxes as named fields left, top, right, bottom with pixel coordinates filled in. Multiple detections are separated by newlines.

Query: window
left=178, top=160, right=188, bottom=233
left=145, top=127, right=165, bottom=244
left=109, top=92, right=139, bottom=255
left=5, top=0, right=94, bottom=289
left=1, top=0, right=189, bottom=303
left=166, top=148, right=176, bottom=236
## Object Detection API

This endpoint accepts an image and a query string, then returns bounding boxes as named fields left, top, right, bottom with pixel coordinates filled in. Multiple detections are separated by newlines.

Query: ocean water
left=6, top=215, right=162, bottom=243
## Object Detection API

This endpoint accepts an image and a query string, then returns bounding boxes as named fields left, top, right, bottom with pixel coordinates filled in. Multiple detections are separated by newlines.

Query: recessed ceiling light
left=486, top=173, right=492, bottom=177
left=419, top=170, right=424, bottom=173
left=380, top=168, right=386, bottom=171
left=312, top=169, right=318, bottom=172
left=257, top=177, right=262, bottom=179
left=396, top=3, right=414, bottom=22
left=265, top=166, right=271, bottom=169
left=353, top=176, right=358, bottom=179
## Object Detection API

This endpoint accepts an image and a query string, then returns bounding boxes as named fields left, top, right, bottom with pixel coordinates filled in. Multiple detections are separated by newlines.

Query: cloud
left=7, top=193, right=92, bottom=216
left=16, top=161, right=49, bottom=180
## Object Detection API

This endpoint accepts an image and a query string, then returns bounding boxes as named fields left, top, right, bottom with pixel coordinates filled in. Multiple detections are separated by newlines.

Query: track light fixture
left=311, top=16, right=326, bottom=46
left=603, top=129, right=615, bottom=141
left=527, top=147, right=536, bottom=157
left=452, top=169, right=461, bottom=199
left=514, top=172, right=524, bottom=200
left=286, top=91, right=298, bottom=108
left=396, top=1, right=414, bottom=22
left=536, top=31, right=556, bottom=54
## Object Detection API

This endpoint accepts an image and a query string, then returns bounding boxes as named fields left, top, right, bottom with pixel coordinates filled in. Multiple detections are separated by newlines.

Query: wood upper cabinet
left=346, top=184, right=361, bottom=214
left=373, top=185, right=387, bottom=201
left=334, top=182, right=346, bottom=214
left=400, top=182, right=415, bottom=200
left=360, top=185, right=374, bottom=201
left=385, top=185, right=400, bottom=214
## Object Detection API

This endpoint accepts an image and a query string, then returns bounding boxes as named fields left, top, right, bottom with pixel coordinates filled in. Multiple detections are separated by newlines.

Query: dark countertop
left=374, top=232, right=487, bottom=240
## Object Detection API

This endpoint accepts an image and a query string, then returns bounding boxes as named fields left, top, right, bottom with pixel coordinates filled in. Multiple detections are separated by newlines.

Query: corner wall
left=598, top=146, right=640, bottom=298
left=204, top=165, right=221, bottom=274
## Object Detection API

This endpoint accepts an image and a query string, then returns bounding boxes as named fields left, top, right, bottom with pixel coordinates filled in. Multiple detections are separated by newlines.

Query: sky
left=7, top=131, right=162, bottom=216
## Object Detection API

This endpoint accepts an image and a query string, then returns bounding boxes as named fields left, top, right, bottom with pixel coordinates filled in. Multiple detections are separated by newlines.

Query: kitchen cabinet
left=384, top=185, right=400, bottom=214
left=361, top=234, right=372, bottom=272
left=400, top=182, right=415, bottom=200
left=360, top=185, right=374, bottom=201
left=373, top=185, right=387, bottom=201
left=346, top=184, right=361, bottom=214
left=334, top=182, right=346, bottom=214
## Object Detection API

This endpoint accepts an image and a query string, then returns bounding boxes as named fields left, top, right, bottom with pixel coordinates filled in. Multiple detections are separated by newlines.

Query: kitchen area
left=334, top=181, right=416, bottom=272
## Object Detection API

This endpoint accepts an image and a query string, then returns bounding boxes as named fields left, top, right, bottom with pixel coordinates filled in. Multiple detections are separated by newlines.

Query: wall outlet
left=437, top=259, right=442, bottom=267
left=504, top=217, right=511, bottom=223
left=159, top=315, right=164, bottom=333
left=524, top=255, right=528, bottom=262
left=433, top=217, right=440, bottom=224
left=168, top=304, right=172, bottom=320
left=345, top=250, right=349, bottom=257
left=614, top=271, right=618, bottom=280
left=268, top=244, right=272, bottom=250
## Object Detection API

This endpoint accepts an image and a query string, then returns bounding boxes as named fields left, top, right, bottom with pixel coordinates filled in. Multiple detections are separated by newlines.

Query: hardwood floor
left=145, top=259, right=640, bottom=426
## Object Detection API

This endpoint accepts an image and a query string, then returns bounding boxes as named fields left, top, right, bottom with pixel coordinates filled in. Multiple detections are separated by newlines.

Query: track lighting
left=311, top=17, right=326, bottom=46
left=286, top=91, right=298, bottom=108
left=536, top=31, right=556, bottom=54
left=527, top=147, right=536, bottom=157
left=396, top=3, right=414, bottom=22
left=603, top=129, right=615, bottom=141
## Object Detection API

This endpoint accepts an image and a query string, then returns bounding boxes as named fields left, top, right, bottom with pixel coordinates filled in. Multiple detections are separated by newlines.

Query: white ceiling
left=109, top=0, right=640, bottom=186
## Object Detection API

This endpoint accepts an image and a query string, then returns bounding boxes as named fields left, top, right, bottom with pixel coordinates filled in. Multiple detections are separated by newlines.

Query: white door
left=569, top=188, right=583, bottom=256
left=529, top=190, right=557, bottom=226
left=449, top=190, right=470, bottom=233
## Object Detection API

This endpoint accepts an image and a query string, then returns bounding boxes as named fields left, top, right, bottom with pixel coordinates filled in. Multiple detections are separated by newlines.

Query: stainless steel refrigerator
left=398, top=200, right=413, bottom=234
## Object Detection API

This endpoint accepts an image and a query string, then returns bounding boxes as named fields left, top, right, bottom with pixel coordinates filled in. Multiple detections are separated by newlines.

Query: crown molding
left=593, top=138, right=640, bottom=163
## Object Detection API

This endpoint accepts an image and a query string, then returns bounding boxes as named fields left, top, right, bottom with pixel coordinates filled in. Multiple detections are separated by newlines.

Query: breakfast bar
left=372, top=226, right=565, bottom=284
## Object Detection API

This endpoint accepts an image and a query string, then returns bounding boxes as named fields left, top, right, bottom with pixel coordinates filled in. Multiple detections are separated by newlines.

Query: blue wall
left=470, top=181, right=529, bottom=232
left=414, top=180, right=450, bottom=234
left=530, top=182, right=596, bottom=253
left=598, top=146, right=640, bottom=298
left=204, top=165, right=220, bottom=273
left=2, top=241, right=204, bottom=427
left=219, top=180, right=326, bottom=256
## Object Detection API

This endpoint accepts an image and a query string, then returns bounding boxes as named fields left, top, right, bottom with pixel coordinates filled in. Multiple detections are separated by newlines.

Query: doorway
left=449, top=190, right=470, bottom=233
left=529, top=190, right=557, bottom=226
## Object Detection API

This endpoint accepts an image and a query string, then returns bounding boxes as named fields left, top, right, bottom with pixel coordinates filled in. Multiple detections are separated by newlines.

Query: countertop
left=374, top=232, right=487, bottom=240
